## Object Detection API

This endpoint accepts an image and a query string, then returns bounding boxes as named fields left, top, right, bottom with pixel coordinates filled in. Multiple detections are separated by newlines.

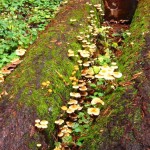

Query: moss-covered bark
left=82, top=0, right=150, bottom=149
left=0, top=0, right=102, bottom=149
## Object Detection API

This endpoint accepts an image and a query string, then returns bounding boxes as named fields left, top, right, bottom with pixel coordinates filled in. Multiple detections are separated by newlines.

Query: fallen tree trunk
left=82, top=0, right=150, bottom=149
left=0, top=0, right=102, bottom=149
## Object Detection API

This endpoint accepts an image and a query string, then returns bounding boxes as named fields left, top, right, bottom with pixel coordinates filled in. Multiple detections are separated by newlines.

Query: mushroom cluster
left=35, top=119, right=48, bottom=129
left=52, top=2, right=123, bottom=150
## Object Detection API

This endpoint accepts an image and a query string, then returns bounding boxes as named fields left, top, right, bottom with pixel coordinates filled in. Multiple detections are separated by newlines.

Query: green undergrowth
left=0, top=0, right=65, bottom=69
left=82, top=0, right=150, bottom=149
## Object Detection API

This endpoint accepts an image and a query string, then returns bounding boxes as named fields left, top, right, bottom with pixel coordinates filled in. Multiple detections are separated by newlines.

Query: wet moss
left=82, top=0, right=150, bottom=149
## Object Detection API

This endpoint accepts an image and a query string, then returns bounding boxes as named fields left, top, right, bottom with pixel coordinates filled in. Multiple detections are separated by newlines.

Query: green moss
left=82, top=0, right=150, bottom=149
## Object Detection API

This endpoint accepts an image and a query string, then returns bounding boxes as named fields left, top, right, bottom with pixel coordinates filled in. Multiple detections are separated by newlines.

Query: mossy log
left=82, top=0, right=150, bottom=149
left=0, top=0, right=101, bottom=149
left=1, top=0, right=149, bottom=150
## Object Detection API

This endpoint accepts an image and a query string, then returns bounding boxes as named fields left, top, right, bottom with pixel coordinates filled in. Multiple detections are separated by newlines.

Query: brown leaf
left=131, top=72, right=143, bottom=80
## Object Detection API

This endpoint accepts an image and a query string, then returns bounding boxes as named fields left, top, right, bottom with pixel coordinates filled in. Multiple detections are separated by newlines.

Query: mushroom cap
left=111, top=65, right=118, bottom=70
left=111, top=62, right=117, bottom=65
left=1, top=68, right=11, bottom=74
left=87, top=108, right=100, bottom=115
left=69, top=104, right=79, bottom=111
left=83, top=62, right=90, bottom=67
left=78, top=82, right=86, bottom=87
left=104, top=74, right=115, bottom=80
left=99, top=69, right=109, bottom=75
left=36, top=144, right=42, bottom=147
left=112, top=72, right=122, bottom=78
left=68, top=53, right=75, bottom=57
left=90, top=10, right=95, bottom=13
left=41, top=124, right=48, bottom=129
left=80, top=91, right=88, bottom=97
left=61, top=106, right=68, bottom=111
left=95, top=74, right=104, bottom=79
left=79, top=50, right=90, bottom=58
left=68, top=99, right=78, bottom=105
left=74, top=65, right=79, bottom=70
left=66, top=108, right=75, bottom=114
left=70, top=92, right=81, bottom=98
left=85, top=75, right=94, bottom=79
left=66, top=121, right=73, bottom=127
left=11, top=58, right=22, bottom=65
left=40, top=120, right=48, bottom=125
left=81, top=69, right=88, bottom=76
left=0, top=76, right=4, bottom=83
left=91, top=97, right=104, bottom=105
left=79, top=86, right=87, bottom=91
left=15, top=49, right=26, bottom=56
left=87, top=68, right=94, bottom=75
left=77, top=60, right=83, bottom=64
left=68, top=49, right=74, bottom=53
left=55, top=119, right=64, bottom=125
left=58, top=132, right=64, bottom=137
left=35, top=119, right=40, bottom=123
left=72, top=85, right=79, bottom=89
left=78, top=79, right=84, bottom=83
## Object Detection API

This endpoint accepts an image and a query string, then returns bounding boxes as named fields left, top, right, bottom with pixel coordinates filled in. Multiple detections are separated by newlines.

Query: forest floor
left=0, top=0, right=150, bottom=150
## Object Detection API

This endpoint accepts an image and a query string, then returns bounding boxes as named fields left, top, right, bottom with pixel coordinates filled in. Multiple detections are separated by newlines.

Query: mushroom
left=91, top=97, right=104, bottom=105
left=79, top=50, right=90, bottom=58
left=40, top=124, right=48, bottom=129
left=70, top=92, right=81, bottom=98
left=87, top=108, right=100, bottom=116
left=11, top=58, right=22, bottom=65
left=72, top=85, right=79, bottom=89
left=66, top=121, right=73, bottom=128
left=104, top=74, right=115, bottom=80
left=112, top=72, right=122, bottom=78
left=85, top=75, right=94, bottom=79
left=80, top=91, right=88, bottom=97
left=1, top=68, right=11, bottom=74
left=68, top=49, right=75, bottom=57
left=82, top=39, right=87, bottom=43
left=35, top=119, right=40, bottom=123
left=61, top=106, right=68, bottom=111
left=77, top=60, right=82, bottom=64
left=36, top=144, right=42, bottom=147
left=0, top=76, right=4, bottom=83
left=95, top=74, right=104, bottom=79
left=15, top=48, right=26, bottom=56
left=66, top=108, right=75, bottom=114
left=55, top=119, right=64, bottom=125
left=40, top=120, right=48, bottom=125
left=81, top=69, right=88, bottom=76
left=68, top=99, right=78, bottom=105
left=78, top=82, right=86, bottom=87
left=69, top=113, right=78, bottom=120
left=69, top=104, right=80, bottom=111
left=90, top=10, right=95, bottom=13
left=70, top=19, right=77, bottom=22
left=35, top=123, right=41, bottom=128
left=111, top=65, right=118, bottom=70
left=111, top=62, right=117, bottom=65
left=79, top=86, right=87, bottom=91
left=58, top=131, right=64, bottom=137
left=99, top=69, right=108, bottom=76
left=83, top=61, right=91, bottom=67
